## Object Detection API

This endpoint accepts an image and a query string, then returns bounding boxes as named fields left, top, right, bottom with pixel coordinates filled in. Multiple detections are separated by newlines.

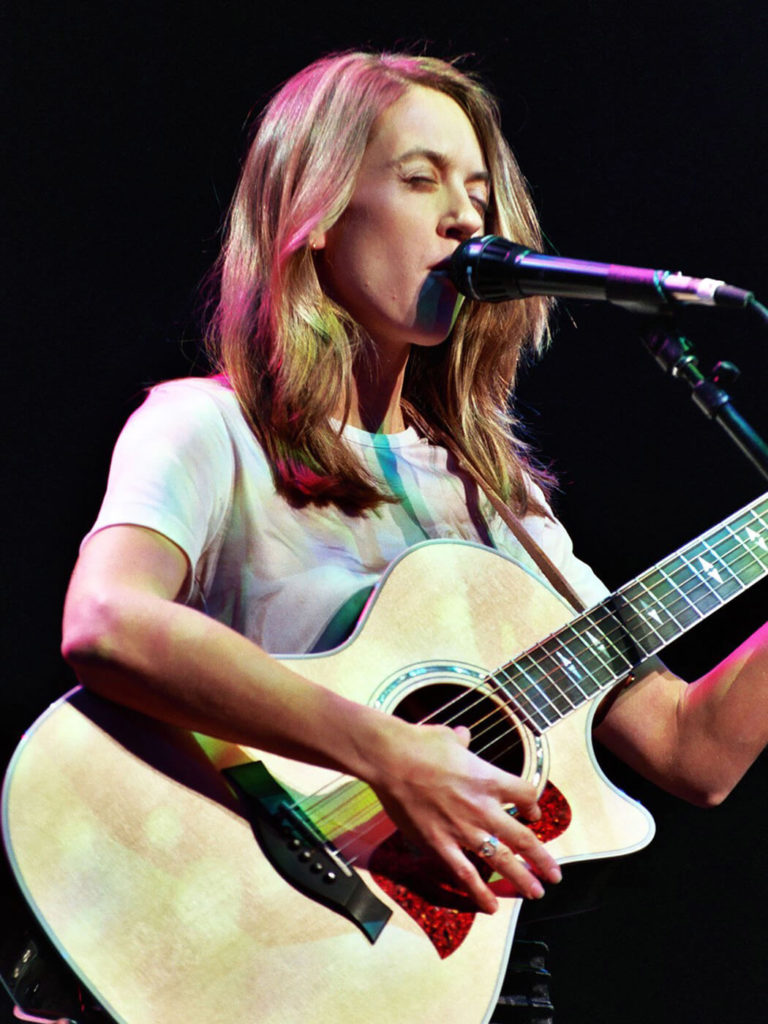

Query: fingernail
left=531, top=880, right=545, bottom=899
left=549, top=866, right=562, bottom=884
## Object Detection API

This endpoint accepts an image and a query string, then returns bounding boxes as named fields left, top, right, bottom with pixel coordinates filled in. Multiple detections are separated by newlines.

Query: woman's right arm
left=62, top=523, right=562, bottom=911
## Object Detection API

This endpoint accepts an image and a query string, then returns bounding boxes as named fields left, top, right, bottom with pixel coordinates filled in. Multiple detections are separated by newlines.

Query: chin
left=409, top=328, right=453, bottom=350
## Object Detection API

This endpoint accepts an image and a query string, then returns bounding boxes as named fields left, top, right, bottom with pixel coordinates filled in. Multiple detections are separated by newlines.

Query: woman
left=62, top=51, right=768, bottom=1020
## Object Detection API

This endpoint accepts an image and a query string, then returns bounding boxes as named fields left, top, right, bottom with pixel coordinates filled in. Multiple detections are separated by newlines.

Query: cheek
left=322, top=218, right=386, bottom=302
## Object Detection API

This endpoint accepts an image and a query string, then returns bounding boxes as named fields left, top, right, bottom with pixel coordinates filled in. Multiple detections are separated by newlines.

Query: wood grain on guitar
left=3, top=493, right=766, bottom=1023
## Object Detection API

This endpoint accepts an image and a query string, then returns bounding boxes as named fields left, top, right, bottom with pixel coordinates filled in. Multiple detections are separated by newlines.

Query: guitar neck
left=494, top=492, right=768, bottom=732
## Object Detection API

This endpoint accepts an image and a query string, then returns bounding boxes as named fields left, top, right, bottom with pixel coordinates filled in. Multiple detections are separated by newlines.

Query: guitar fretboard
left=495, top=493, right=768, bottom=732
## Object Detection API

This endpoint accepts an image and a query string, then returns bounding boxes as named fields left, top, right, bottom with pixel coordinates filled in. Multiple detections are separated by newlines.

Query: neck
left=343, top=345, right=410, bottom=434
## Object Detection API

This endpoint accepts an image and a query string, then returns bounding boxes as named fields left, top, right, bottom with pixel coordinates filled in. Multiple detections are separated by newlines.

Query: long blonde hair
left=206, top=51, right=552, bottom=514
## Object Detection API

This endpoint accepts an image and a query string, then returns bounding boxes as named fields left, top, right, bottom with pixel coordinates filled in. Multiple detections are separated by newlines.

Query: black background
left=5, top=1, right=768, bottom=1021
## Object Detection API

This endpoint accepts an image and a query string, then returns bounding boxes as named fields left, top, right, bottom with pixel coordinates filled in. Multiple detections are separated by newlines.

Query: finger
left=472, top=834, right=551, bottom=901
left=452, top=724, right=471, bottom=747
left=494, top=816, right=562, bottom=885
left=495, top=777, right=542, bottom=822
left=439, top=843, right=501, bottom=914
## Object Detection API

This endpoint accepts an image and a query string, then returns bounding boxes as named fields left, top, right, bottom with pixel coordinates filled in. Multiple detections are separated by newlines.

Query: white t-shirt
left=85, top=376, right=608, bottom=654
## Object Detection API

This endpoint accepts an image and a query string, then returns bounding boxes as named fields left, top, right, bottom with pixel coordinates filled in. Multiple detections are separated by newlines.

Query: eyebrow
left=391, top=148, right=491, bottom=186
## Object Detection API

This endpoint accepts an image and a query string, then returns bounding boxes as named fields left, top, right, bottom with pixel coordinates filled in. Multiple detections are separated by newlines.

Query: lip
left=428, top=254, right=455, bottom=274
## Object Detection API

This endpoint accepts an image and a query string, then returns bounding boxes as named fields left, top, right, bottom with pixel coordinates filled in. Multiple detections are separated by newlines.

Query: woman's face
left=317, top=85, right=489, bottom=357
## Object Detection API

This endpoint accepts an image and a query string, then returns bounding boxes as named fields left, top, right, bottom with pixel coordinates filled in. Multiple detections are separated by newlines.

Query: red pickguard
left=369, top=781, right=571, bottom=958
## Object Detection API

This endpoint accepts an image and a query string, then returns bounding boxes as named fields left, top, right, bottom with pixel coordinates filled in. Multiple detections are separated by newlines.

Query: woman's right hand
left=359, top=716, right=562, bottom=914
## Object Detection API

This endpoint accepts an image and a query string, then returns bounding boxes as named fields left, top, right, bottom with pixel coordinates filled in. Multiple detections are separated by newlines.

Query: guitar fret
left=725, top=541, right=765, bottom=582
left=618, top=501, right=768, bottom=648
left=555, top=651, right=589, bottom=699
left=688, top=543, right=736, bottom=595
left=547, top=618, right=630, bottom=699
left=633, top=570, right=679, bottom=622
left=533, top=650, right=582, bottom=714
left=488, top=493, right=767, bottom=730
left=531, top=641, right=581, bottom=714
left=579, top=626, right=624, bottom=684
left=698, top=533, right=745, bottom=599
left=725, top=517, right=768, bottom=578
left=649, top=563, right=704, bottom=630
left=495, top=662, right=555, bottom=732
left=678, top=547, right=726, bottom=613
left=747, top=522, right=768, bottom=564
left=555, top=627, right=611, bottom=696
left=611, top=589, right=667, bottom=656
left=663, top=554, right=722, bottom=615
left=497, top=609, right=639, bottom=726
left=574, top=610, right=635, bottom=686
left=619, top=578, right=683, bottom=645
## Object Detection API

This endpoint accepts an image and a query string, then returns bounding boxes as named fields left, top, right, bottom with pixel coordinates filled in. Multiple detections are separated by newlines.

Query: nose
left=439, top=185, right=485, bottom=242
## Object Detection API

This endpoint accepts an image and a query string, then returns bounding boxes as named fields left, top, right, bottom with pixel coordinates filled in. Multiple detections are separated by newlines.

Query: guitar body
left=3, top=541, right=655, bottom=1024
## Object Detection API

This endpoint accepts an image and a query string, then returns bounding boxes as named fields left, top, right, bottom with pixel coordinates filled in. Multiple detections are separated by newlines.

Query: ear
left=309, top=230, right=327, bottom=251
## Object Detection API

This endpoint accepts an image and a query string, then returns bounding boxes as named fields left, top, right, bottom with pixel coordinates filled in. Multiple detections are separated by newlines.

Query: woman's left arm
left=594, top=621, right=768, bottom=806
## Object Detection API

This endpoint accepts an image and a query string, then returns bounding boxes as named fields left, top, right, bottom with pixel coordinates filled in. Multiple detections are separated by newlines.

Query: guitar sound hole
left=394, top=683, right=525, bottom=777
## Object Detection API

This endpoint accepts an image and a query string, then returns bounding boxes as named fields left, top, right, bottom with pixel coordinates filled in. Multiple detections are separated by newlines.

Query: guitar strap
left=434, top=429, right=588, bottom=614
left=473, top=480, right=587, bottom=614
left=439, top=438, right=655, bottom=715
left=455, top=449, right=650, bottom=720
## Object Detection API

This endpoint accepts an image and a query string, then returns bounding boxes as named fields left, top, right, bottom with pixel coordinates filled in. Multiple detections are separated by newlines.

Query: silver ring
left=477, top=835, right=499, bottom=858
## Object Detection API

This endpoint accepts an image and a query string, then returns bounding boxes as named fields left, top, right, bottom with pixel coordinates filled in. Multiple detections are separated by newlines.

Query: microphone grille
left=448, top=235, right=529, bottom=302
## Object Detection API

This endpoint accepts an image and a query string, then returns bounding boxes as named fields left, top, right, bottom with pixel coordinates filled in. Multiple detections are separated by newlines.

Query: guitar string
left=292, top=518, right=768, bottom=850
left=301, top=527, right=764, bottom=847
left=400, top=505, right=764, bottom=753
left=298, top=519, right=768, bottom=845
left=296, top=669, right=542, bottom=843
left=420, top=512, right=768, bottom=734
left=304, top=594, right=644, bottom=845
left=309, top=585, right=768, bottom=850
left=304, top=698, right=532, bottom=851
left=302, top=584, right=643, bottom=842
left=321, top=510, right=768, bottom=781
left=296, top=682, right=536, bottom=841
left=297, top=585, right=651, bottom=845
left=298, top=690, right=527, bottom=837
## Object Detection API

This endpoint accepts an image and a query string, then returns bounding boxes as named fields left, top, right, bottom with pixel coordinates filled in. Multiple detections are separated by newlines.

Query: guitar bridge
left=224, top=761, right=392, bottom=944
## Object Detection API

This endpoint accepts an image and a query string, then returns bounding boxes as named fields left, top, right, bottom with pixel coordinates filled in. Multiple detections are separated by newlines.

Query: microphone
left=447, top=235, right=753, bottom=313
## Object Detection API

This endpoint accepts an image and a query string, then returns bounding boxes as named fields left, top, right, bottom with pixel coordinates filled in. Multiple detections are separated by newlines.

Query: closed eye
left=404, top=175, right=438, bottom=187
left=403, top=175, right=488, bottom=212
left=470, top=194, right=489, bottom=216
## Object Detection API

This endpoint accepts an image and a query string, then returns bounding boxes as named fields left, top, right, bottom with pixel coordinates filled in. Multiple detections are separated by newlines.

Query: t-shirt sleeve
left=522, top=480, right=611, bottom=608
left=82, top=382, right=235, bottom=575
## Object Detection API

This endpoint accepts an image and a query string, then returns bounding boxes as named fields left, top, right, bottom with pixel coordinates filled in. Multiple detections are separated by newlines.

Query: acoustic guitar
left=3, top=491, right=766, bottom=1023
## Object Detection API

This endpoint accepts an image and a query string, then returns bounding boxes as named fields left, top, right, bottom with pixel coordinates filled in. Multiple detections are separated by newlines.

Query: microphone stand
left=638, top=314, right=768, bottom=483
